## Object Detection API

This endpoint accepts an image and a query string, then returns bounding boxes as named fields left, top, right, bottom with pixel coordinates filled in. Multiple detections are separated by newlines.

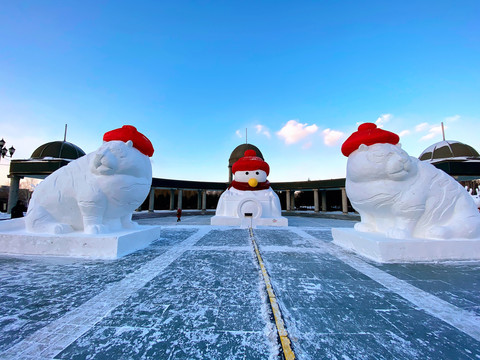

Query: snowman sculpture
left=211, top=150, right=287, bottom=227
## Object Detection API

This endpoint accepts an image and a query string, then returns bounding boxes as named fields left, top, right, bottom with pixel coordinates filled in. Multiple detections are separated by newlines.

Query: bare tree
left=19, top=178, right=42, bottom=205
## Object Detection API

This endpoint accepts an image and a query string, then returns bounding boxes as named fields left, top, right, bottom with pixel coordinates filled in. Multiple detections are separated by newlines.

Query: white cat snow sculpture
left=342, top=123, right=480, bottom=240
left=211, top=150, right=287, bottom=227
left=25, top=125, right=154, bottom=234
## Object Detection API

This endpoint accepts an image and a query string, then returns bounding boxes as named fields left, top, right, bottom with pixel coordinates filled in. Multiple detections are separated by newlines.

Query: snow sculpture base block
left=211, top=215, right=288, bottom=228
left=332, top=228, right=480, bottom=263
left=211, top=189, right=288, bottom=228
left=0, top=219, right=161, bottom=259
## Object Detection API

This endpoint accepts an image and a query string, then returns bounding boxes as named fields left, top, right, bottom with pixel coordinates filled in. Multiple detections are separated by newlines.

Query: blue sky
left=1, top=1, right=479, bottom=184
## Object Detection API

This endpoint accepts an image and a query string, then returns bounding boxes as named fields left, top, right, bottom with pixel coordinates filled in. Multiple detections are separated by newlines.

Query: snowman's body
left=215, top=187, right=282, bottom=218
left=211, top=150, right=287, bottom=227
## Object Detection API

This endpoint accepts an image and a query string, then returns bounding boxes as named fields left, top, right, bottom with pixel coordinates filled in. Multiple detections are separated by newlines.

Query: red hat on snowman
left=341, top=123, right=399, bottom=157
left=232, top=150, right=270, bottom=175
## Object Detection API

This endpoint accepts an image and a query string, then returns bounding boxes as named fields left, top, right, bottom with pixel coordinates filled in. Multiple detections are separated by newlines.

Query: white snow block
left=211, top=215, right=288, bottom=228
left=0, top=219, right=161, bottom=259
left=211, top=189, right=288, bottom=227
left=332, top=227, right=480, bottom=263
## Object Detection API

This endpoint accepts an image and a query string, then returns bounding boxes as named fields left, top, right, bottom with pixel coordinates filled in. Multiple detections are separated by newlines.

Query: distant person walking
left=176, top=208, right=182, bottom=222
left=11, top=200, right=27, bottom=219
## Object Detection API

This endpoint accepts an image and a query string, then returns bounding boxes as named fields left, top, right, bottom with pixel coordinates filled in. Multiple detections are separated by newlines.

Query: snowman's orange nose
left=248, top=178, right=258, bottom=187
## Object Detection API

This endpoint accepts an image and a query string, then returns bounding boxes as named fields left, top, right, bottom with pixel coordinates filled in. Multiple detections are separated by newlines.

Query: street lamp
left=0, top=138, right=15, bottom=159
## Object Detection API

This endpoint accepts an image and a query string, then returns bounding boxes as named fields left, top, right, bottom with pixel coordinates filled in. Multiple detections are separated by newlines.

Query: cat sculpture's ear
left=358, top=144, right=368, bottom=152
left=126, top=140, right=133, bottom=147
left=396, top=143, right=402, bottom=148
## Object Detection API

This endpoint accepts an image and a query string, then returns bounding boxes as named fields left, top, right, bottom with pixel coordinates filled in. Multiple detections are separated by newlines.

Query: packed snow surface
left=0, top=214, right=479, bottom=359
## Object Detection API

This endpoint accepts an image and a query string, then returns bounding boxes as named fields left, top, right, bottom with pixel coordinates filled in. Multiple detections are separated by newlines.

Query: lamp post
left=0, top=138, right=15, bottom=160
left=1, top=138, right=17, bottom=213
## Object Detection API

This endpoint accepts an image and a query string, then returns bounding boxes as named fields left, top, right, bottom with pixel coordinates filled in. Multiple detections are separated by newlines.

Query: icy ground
left=0, top=215, right=480, bottom=359
left=0, top=212, right=11, bottom=220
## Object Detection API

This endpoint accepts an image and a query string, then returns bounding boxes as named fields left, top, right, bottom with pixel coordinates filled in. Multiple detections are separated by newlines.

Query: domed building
left=7, top=141, right=86, bottom=213
left=4, top=139, right=354, bottom=216
left=228, top=144, right=264, bottom=182
left=419, top=140, right=480, bottom=181
left=419, top=140, right=479, bottom=163
left=9, top=140, right=86, bottom=180
left=30, top=141, right=86, bottom=160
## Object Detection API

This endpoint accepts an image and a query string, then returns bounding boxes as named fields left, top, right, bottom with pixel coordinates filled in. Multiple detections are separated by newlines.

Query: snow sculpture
left=25, top=125, right=154, bottom=234
left=211, top=150, right=287, bottom=227
left=342, top=123, right=480, bottom=240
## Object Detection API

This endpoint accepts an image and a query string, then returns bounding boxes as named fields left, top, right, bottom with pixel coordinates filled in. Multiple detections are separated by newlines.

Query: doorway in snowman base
left=211, top=150, right=288, bottom=227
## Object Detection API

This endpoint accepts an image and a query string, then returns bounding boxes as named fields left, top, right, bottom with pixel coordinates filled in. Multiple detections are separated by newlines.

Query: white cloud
left=375, top=114, right=392, bottom=128
left=235, top=130, right=242, bottom=138
left=414, top=117, right=458, bottom=142
left=322, top=128, right=345, bottom=146
left=398, top=130, right=411, bottom=138
left=420, top=124, right=444, bottom=141
left=415, top=122, right=429, bottom=132
left=255, top=124, right=271, bottom=138
left=414, top=121, right=445, bottom=141
left=355, top=113, right=392, bottom=128
left=276, top=120, right=318, bottom=145
left=445, top=115, right=460, bottom=122
left=420, top=133, right=436, bottom=141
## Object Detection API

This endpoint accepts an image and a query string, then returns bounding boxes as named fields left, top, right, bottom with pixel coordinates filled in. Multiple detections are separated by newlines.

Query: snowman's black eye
left=245, top=172, right=249, bottom=175
left=256, top=171, right=259, bottom=175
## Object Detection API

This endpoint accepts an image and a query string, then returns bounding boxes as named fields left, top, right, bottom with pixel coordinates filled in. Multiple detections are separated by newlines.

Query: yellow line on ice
left=249, top=227, right=295, bottom=360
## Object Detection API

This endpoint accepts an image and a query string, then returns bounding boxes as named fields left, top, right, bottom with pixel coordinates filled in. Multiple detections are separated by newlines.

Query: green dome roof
left=229, top=144, right=264, bottom=166
left=31, top=141, right=86, bottom=160
left=419, top=140, right=479, bottom=162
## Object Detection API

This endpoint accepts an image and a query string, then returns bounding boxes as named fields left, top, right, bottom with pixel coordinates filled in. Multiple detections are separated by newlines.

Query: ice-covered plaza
left=1, top=213, right=480, bottom=359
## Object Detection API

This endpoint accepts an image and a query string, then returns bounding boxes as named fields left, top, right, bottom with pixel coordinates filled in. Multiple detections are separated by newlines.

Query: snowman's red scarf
left=229, top=180, right=271, bottom=191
